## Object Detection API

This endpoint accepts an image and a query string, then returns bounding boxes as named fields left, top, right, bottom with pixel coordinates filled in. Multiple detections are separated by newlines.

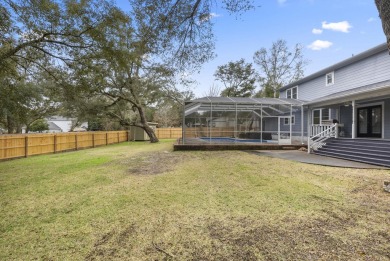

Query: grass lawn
left=0, top=140, right=389, bottom=260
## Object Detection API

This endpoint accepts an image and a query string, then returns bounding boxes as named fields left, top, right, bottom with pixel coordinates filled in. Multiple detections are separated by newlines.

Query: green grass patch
left=1, top=141, right=389, bottom=260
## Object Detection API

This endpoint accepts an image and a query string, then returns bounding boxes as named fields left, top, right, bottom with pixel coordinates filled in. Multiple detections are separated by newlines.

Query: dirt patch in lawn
left=125, top=151, right=191, bottom=175
left=85, top=212, right=389, bottom=260
left=204, top=215, right=389, bottom=260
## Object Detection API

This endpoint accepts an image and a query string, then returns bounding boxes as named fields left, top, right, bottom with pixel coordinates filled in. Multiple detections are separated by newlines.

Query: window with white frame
left=313, top=108, right=331, bottom=124
left=286, top=86, right=298, bottom=99
left=326, top=72, right=334, bottom=86
left=283, top=116, right=295, bottom=125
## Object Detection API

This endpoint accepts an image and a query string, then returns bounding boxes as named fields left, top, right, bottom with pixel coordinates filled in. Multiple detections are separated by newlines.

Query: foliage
left=253, top=39, right=307, bottom=98
left=0, top=74, right=58, bottom=133
left=0, top=0, right=116, bottom=76
left=29, top=119, right=49, bottom=133
left=0, top=0, right=255, bottom=140
left=214, top=58, right=258, bottom=97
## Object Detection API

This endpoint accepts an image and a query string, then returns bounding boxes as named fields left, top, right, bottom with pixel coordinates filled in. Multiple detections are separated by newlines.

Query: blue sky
left=118, top=0, right=386, bottom=97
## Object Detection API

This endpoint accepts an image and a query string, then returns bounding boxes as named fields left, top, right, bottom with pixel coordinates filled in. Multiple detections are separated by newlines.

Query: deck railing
left=308, top=124, right=338, bottom=153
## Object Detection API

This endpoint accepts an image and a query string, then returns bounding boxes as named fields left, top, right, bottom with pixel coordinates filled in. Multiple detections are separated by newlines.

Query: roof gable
left=281, top=43, right=388, bottom=91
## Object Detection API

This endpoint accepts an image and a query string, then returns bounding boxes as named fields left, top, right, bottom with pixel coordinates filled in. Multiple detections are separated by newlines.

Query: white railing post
left=308, top=124, right=337, bottom=153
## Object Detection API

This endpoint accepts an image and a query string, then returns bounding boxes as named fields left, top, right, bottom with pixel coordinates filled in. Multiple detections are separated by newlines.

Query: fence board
left=0, top=135, right=26, bottom=159
left=155, top=128, right=182, bottom=139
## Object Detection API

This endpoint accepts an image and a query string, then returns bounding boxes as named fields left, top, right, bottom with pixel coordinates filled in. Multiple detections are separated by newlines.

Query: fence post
left=106, top=132, right=108, bottom=145
left=25, top=136, right=29, bottom=158
left=170, top=128, right=172, bottom=138
left=75, top=133, right=78, bottom=150
left=117, top=132, right=120, bottom=143
left=92, top=133, right=95, bottom=148
left=54, top=134, right=57, bottom=153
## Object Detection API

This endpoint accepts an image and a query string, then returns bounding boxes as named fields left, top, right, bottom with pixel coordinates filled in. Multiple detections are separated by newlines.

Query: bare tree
left=253, top=40, right=308, bottom=98
left=203, top=83, right=221, bottom=97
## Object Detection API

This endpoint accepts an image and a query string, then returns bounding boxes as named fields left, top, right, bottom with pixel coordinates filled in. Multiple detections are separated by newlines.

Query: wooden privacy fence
left=0, top=131, right=129, bottom=160
left=155, top=128, right=182, bottom=139
left=0, top=128, right=184, bottom=160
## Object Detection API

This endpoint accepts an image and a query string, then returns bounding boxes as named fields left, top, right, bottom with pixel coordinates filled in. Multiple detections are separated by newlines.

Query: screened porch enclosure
left=182, top=97, right=306, bottom=145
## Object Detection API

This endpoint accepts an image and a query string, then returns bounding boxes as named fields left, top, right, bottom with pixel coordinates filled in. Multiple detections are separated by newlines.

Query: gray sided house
left=182, top=43, right=390, bottom=167
left=280, top=43, right=390, bottom=167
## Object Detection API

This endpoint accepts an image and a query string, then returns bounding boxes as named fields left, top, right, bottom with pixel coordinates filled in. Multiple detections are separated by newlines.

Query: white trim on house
left=283, top=116, right=295, bottom=125
left=325, top=71, right=334, bottom=86
left=312, top=108, right=331, bottom=125
left=286, top=86, right=298, bottom=99
left=356, top=101, right=385, bottom=139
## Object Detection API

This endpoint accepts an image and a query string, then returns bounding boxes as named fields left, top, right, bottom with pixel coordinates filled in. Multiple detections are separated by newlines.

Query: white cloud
left=367, top=17, right=376, bottom=22
left=199, top=12, right=221, bottom=22
left=312, top=28, right=323, bottom=34
left=209, top=13, right=221, bottom=18
left=322, top=21, right=352, bottom=33
left=307, top=40, right=333, bottom=51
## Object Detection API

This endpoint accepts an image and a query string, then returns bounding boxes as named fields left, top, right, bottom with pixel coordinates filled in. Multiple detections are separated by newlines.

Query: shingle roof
left=48, top=122, right=62, bottom=131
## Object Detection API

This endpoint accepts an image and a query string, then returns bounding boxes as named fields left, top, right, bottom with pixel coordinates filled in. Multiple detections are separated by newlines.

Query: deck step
left=312, top=138, right=390, bottom=168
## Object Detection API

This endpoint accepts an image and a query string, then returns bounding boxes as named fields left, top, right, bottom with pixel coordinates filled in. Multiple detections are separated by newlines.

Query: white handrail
left=308, top=124, right=338, bottom=153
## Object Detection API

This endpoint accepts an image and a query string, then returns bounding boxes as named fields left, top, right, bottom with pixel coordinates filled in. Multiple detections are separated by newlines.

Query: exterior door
left=278, top=116, right=291, bottom=144
left=357, top=105, right=382, bottom=138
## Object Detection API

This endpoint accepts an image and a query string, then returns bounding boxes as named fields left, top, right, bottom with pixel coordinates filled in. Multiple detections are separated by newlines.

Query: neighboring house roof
left=46, top=116, right=74, bottom=121
left=281, top=42, right=388, bottom=91
left=305, top=79, right=390, bottom=106
left=48, top=122, right=62, bottom=131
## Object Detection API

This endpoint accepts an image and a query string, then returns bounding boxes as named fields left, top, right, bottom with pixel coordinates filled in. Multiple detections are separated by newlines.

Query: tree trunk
left=6, top=114, right=14, bottom=134
left=142, top=122, right=159, bottom=143
left=136, top=104, right=159, bottom=143
left=376, top=0, right=390, bottom=53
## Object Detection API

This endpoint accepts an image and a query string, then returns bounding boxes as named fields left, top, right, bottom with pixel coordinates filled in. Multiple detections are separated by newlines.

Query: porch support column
left=210, top=101, right=213, bottom=142
left=352, top=100, right=356, bottom=139
left=260, top=104, right=263, bottom=144
left=301, top=105, right=304, bottom=144
left=182, top=103, right=186, bottom=144
left=235, top=103, right=238, bottom=138
left=290, top=104, right=293, bottom=145
left=307, top=106, right=312, bottom=153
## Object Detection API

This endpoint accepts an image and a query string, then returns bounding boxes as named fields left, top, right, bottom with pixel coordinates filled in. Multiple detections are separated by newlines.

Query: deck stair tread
left=324, top=144, right=390, bottom=151
left=318, top=147, right=390, bottom=158
left=312, top=138, right=390, bottom=168
left=314, top=151, right=390, bottom=168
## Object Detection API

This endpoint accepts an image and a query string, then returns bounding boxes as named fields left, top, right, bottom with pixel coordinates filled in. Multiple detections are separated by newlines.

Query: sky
left=117, top=0, right=386, bottom=98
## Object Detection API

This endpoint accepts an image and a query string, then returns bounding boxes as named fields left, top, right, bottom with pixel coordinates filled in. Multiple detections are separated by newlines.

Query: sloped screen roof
left=184, top=97, right=304, bottom=116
